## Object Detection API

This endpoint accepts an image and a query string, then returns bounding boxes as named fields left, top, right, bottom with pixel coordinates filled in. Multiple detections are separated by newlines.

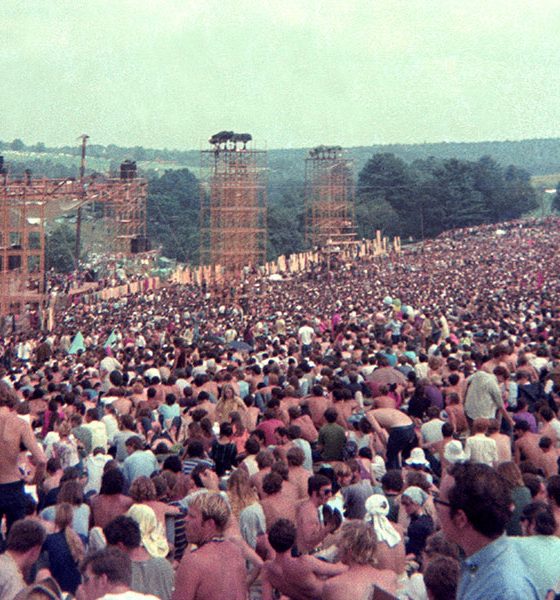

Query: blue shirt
left=510, top=536, right=560, bottom=600
left=123, top=450, right=159, bottom=487
left=458, top=536, right=539, bottom=600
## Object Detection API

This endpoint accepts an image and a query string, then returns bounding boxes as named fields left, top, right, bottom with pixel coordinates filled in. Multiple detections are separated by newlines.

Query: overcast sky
left=1, top=0, right=559, bottom=150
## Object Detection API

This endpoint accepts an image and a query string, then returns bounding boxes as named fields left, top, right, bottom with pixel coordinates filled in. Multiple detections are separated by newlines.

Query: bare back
left=0, top=409, right=45, bottom=484
left=173, top=539, right=247, bottom=600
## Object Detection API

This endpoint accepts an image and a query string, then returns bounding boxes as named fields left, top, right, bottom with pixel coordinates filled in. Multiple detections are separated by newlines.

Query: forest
left=0, top=138, right=555, bottom=267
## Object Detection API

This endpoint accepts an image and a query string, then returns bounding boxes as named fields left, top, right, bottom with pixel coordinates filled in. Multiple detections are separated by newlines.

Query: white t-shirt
left=298, top=325, right=314, bottom=345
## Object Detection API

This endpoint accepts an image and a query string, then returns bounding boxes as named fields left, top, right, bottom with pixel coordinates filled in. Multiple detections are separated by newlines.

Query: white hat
left=405, top=447, right=430, bottom=468
left=443, top=440, right=468, bottom=464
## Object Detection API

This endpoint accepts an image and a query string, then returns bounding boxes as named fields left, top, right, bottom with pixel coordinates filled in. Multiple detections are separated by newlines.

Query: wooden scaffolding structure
left=200, top=133, right=267, bottom=272
left=0, top=161, right=147, bottom=317
left=304, top=145, right=356, bottom=247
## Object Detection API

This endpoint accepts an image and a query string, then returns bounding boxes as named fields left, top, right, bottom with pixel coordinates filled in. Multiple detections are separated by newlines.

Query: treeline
left=355, top=154, right=538, bottom=240
left=143, top=153, right=538, bottom=263
left=3, top=135, right=560, bottom=177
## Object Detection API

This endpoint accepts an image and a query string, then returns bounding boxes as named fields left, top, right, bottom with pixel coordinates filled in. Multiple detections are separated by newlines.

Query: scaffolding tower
left=304, top=145, right=356, bottom=247
left=94, top=162, right=148, bottom=255
left=200, top=132, right=267, bottom=272
left=0, top=160, right=148, bottom=317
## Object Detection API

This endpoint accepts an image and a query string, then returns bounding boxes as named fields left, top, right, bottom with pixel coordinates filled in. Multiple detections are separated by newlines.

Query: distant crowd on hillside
left=0, top=216, right=559, bottom=599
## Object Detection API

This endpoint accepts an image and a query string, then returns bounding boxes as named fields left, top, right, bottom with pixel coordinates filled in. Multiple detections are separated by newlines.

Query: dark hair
left=103, top=516, right=142, bottom=549
left=268, top=518, right=296, bottom=553
left=163, top=455, right=182, bottom=473
left=522, top=473, right=543, bottom=499
left=100, top=468, right=125, bottom=495
left=256, top=450, right=274, bottom=469
left=308, top=474, right=331, bottom=496
left=191, top=464, right=211, bottom=488
left=187, top=440, right=204, bottom=458
left=448, top=463, right=512, bottom=538
left=546, top=475, right=560, bottom=507
left=381, top=470, right=404, bottom=492
left=81, top=547, right=132, bottom=586
left=262, top=472, right=283, bottom=495
left=324, top=407, right=338, bottom=423
left=287, top=446, right=305, bottom=467
left=521, top=501, right=557, bottom=535
left=220, top=422, right=233, bottom=437
left=125, top=435, right=144, bottom=451
left=441, top=422, right=454, bottom=437
left=423, top=556, right=460, bottom=600
left=6, top=519, right=46, bottom=552
left=514, top=420, right=530, bottom=433
left=244, top=437, right=260, bottom=455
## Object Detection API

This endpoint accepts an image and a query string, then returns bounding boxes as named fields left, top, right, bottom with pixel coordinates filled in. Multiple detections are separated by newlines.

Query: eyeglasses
left=320, top=488, right=333, bottom=497
left=433, top=497, right=452, bottom=508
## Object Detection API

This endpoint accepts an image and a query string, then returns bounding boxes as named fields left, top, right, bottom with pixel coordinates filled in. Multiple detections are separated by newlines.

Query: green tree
left=10, top=138, right=25, bottom=151
left=45, top=223, right=77, bottom=272
left=147, top=168, right=200, bottom=262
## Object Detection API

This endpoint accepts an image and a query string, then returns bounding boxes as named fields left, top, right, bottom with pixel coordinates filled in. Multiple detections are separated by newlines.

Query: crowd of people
left=0, top=216, right=560, bottom=599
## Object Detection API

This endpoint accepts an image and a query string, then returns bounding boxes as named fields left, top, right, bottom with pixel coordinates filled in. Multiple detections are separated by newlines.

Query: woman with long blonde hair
left=215, top=383, right=247, bottom=424
left=40, top=503, right=85, bottom=595
left=226, top=468, right=266, bottom=550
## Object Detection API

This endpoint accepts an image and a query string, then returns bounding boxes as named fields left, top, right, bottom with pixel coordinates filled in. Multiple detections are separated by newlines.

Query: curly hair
left=337, top=520, right=377, bottom=566
left=128, top=476, right=157, bottom=502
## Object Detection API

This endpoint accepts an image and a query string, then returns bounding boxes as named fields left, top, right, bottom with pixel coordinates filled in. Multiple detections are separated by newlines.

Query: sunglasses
left=433, top=497, right=452, bottom=508
left=320, top=488, right=333, bottom=496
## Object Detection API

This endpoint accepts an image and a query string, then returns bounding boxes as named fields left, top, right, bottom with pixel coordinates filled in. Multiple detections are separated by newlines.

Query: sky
left=1, top=0, right=560, bottom=150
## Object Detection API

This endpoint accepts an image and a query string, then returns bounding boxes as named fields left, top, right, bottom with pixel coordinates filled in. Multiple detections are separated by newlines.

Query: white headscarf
left=364, top=494, right=401, bottom=548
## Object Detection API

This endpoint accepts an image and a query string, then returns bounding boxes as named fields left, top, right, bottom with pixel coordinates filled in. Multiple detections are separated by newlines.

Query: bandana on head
left=364, top=494, right=401, bottom=548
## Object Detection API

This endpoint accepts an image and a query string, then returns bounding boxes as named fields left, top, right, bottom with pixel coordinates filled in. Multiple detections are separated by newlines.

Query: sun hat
left=443, top=440, right=468, bottom=464
left=405, top=447, right=431, bottom=468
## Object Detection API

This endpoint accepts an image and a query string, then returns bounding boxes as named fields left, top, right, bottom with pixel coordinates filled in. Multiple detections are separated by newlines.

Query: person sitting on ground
left=104, top=514, right=174, bottom=600
left=78, top=546, right=160, bottom=600
left=323, top=519, right=397, bottom=600
left=172, top=492, right=251, bottom=600
left=90, top=467, right=134, bottom=529
left=262, top=518, right=346, bottom=600
left=0, top=519, right=46, bottom=600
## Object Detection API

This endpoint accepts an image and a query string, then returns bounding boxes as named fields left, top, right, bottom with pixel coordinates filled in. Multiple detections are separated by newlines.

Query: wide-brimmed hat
left=405, top=447, right=430, bottom=468
left=444, top=440, right=468, bottom=464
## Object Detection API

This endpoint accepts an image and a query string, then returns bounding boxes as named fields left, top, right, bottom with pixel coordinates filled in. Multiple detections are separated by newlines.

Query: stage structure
left=304, top=145, right=356, bottom=248
left=0, top=156, right=148, bottom=316
left=200, top=131, right=267, bottom=272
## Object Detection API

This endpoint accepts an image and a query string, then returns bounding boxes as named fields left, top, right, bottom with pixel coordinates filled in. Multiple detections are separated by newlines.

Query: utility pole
left=75, top=134, right=89, bottom=267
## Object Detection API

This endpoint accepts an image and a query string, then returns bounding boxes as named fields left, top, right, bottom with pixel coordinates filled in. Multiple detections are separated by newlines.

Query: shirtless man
left=0, top=382, right=46, bottom=531
left=537, top=437, right=559, bottom=477
left=302, top=385, right=331, bottom=429
left=250, top=450, right=274, bottom=499
left=173, top=493, right=249, bottom=600
left=514, top=421, right=542, bottom=466
left=367, top=407, right=416, bottom=469
left=487, top=418, right=512, bottom=464
left=322, top=520, right=397, bottom=600
left=288, top=406, right=318, bottom=444
left=295, top=475, right=339, bottom=554
left=287, top=447, right=311, bottom=499
left=262, top=519, right=346, bottom=600
left=260, top=472, right=297, bottom=529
